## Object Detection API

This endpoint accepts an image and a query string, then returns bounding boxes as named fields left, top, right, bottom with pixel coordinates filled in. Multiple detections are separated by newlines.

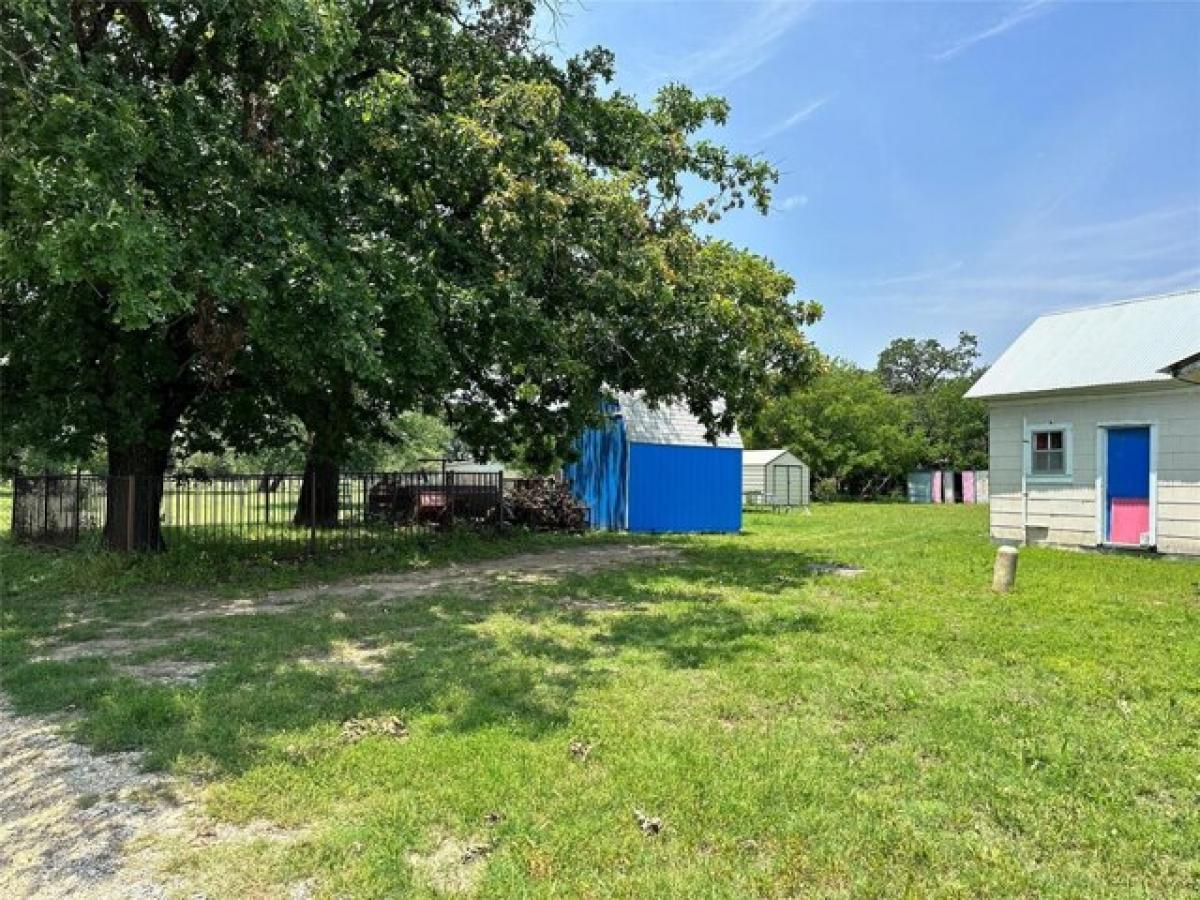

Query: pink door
left=962, top=471, right=976, bottom=504
left=932, top=470, right=943, bottom=503
left=1106, top=427, right=1151, bottom=545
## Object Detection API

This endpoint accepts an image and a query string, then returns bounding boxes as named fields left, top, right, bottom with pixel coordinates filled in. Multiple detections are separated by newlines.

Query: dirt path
left=0, top=697, right=314, bottom=899
left=42, top=543, right=679, bottom=662
left=0, top=697, right=187, bottom=899
left=159, top=542, right=679, bottom=624
left=6, top=543, right=680, bottom=896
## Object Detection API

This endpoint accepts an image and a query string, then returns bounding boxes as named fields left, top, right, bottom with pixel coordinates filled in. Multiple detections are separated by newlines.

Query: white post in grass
left=992, top=545, right=1018, bottom=593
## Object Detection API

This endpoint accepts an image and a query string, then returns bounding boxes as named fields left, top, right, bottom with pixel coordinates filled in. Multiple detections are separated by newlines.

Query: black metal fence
left=9, top=470, right=505, bottom=555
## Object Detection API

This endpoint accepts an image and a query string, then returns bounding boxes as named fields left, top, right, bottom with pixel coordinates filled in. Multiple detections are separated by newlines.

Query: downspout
left=1020, top=415, right=1029, bottom=545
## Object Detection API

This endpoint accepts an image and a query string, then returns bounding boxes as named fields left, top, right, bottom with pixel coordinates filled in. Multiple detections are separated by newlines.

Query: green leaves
left=2, top=1, right=817, bottom=478
left=875, top=333, right=988, bottom=470
left=750, top=361, right=925, bottom=494
left=877, top=331, right=981, bottom=395
left=751, top=335, right=989, bottom=496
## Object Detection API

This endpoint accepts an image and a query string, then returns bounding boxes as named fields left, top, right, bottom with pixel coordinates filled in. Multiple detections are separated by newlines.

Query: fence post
left=126, top=475, right=135, bottom=551
left=73, top=468, right=82, bottom=545
left=42, top=470, right=50, bottom=538
left=308, top=473, right=317, bottom=556
left=497, top=471, right=504, bottom=527
left=264, top=474, right=271, bottom=525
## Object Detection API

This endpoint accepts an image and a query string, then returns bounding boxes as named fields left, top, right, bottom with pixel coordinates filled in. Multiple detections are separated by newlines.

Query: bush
left=813, top=477, right=840, bottom=502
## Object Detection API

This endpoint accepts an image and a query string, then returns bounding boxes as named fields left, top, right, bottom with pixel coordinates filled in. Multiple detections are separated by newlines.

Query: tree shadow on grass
left=1, top=541, right=837, bottom=777
left=595, top=603, right=821, bottom=670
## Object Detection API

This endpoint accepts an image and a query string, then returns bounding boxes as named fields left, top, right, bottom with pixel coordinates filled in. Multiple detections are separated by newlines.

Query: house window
left=1025, top=423, right=1072, bottom=481
left=1031, top=429, right=1066, bottom=475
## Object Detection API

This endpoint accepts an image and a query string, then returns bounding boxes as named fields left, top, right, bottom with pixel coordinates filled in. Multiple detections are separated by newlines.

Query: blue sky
left=540, top=1, right=1200, bottom=365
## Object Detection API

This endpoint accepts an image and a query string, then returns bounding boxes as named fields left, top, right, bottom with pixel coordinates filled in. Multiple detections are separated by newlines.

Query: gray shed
left=743, top=449, right=810, bottom=508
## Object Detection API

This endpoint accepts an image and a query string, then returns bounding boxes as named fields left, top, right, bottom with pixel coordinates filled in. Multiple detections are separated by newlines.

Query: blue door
left=1105, top=427, right=1151, bottom=545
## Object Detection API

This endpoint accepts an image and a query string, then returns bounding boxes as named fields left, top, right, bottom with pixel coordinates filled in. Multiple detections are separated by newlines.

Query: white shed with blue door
left=966, top=289, right=1200, bottom=555
left=564, top=393, right=743, bottom=533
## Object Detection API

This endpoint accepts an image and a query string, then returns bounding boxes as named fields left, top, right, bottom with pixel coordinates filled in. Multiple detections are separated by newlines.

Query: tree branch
left=168, top=15, right=210, bottom=83
left=115, top=2, right=158, bottom=47
left=69, top=1, right=116, bottom=61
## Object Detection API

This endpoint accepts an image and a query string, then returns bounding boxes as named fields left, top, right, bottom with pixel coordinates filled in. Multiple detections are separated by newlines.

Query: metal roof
left=616, top=392, right=743, bottom=449
left=743, top=449, right=806, bottom=468
left=966, top=289, right=1200, bottom=399
left=743, top=449, right=787, bottom=466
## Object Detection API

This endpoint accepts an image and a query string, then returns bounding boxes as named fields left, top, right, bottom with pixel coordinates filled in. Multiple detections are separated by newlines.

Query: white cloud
left=761, top=95, right=833, bottom=140
left=776, top=194, right=809, bottom=211
left=867, top=205, right=1200, bottom=326
left=664, top=0, right=814, bottom=89
left=933, top=0, right=1054, bottom=62
left=909, top=266, right=1200, bottom=324
left=870, top=261, right=964, bottom=286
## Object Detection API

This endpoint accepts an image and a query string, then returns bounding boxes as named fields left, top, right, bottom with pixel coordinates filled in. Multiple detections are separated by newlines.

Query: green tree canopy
left=2, top=1, right=820, bottom=546
left=876, top=331, right=980, bottom=394
left=910, top=375, right=988, bottom=471
left=876, top=332, right=988, bottom=471
left=749, top=360, right=923, bottom=497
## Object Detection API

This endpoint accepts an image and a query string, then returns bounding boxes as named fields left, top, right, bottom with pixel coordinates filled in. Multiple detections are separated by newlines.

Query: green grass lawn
left=2, top=505, right=1197, bottom=897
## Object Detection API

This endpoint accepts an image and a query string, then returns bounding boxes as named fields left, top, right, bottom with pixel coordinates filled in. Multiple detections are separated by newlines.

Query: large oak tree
left=2, top=1, right=820, bottom=548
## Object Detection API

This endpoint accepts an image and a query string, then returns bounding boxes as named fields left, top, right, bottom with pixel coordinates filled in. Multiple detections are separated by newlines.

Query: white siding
left=742, top=450, right=810, bottom=506
left=986, top=383, right=1200, bottom=555
left=743, top=465, right=766, bottom=495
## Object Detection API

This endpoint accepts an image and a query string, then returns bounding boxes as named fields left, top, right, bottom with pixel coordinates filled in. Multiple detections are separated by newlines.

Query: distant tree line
left=749, top=332, right=988, bottom=498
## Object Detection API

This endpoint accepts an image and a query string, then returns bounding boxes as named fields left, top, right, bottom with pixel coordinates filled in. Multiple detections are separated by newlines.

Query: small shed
left=907, top=470, right=934, bottom=503
left=965, top=289, right=1200, bottom=554
left=908, top=469, right=989, bottom=504
left=742, top=449, right=810, bottom=508
left=564, top=393, right=743, bottom=533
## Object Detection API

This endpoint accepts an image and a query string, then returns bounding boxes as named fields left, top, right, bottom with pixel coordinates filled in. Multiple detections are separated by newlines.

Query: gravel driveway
left=3, top=542, right=680, bottom=897
left=0, top=697, right=187, bottom=899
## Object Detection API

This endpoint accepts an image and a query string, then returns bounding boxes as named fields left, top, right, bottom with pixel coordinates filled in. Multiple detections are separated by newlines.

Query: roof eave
left=969, top=378, right=1184, bottom=403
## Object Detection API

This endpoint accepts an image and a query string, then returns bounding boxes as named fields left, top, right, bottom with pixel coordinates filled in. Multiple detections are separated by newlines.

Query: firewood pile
left=502, top=478, right=588, bottom=532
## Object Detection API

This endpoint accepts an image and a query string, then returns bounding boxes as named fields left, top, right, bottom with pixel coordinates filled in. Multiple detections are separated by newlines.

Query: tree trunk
left=291, top=393, right=353, bottom=528
left=94, top=312, right=195, bottom=553
left=293, top=455, right=340, bottom=527
left=104, top=443, right=170, bottom=551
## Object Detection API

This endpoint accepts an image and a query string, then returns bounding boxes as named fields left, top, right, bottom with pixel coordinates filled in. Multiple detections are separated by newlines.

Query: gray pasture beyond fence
left=10, top=470, right=504, bottom=555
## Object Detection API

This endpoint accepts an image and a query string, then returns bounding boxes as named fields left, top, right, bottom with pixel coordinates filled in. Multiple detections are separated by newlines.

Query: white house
left=966, top=289, right=1200, bottom=555
left=742, top=449, right=810, bottom=508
